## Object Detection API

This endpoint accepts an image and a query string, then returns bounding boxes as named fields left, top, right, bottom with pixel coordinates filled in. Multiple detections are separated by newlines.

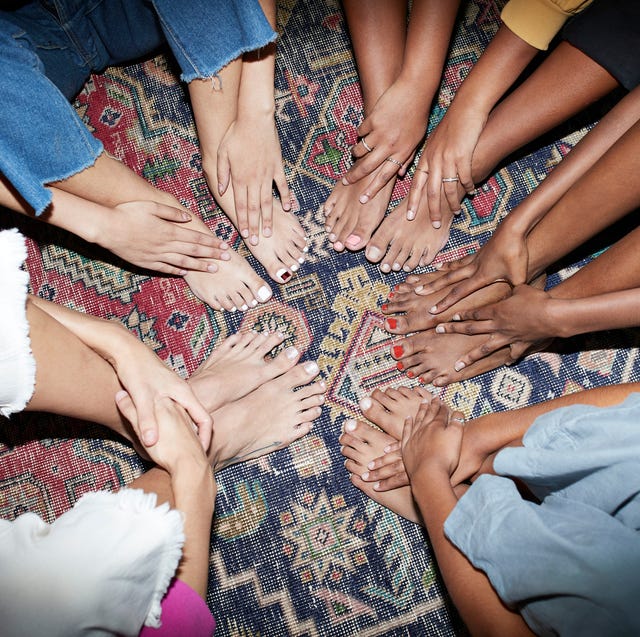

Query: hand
left=415, top=221, right=531, bottom=314
left=95, top=200, right=229, bottom=275
left=115, top=392, right=209, bottom=476
left=105, top=324, right=213, bottom=449
left=360, top=443, right=410, bottom=492
left=342, top=76, right=428, bottom=202
left=414, top=102, right=487, bottom=228
left=217, top=112, right=291, bottom=245
left=434, top=284, right=554, bottom=368
left=401, top=397, right=464, bottom=481
left=450, top=420, right=500, bottom=486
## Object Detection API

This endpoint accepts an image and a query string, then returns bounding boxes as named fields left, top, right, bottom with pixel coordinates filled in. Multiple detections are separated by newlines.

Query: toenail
left=419, top=377, right=425, bottom=384
left=367, top=247, right=381, bottom=260
left=239, top=304, right=247, bottom=311
left=396, top=361, right=404, bottom=371
left=392, top=263, right=401, bottom=271
left=454, top=361, right=466, bottom=372
left=257, top=285, right=272, bottom=302
left=361, top=472, right=369, bottom=480
left=319, top=381, right=326, bottom=389
left=381, top=303, right=389, bottom=312
left=303, top=245, right=309, bottom=253
left=285, top=346, right=299, bottom=360
left=380, top=263, right=391, bottom=273
left=373, top=482, right=380, bottom=491
left=291, top=263, right=299, bottom=272
left=344, top=419, right=356, bottom=431
left=387, top=318, right=397, bottom=330
left=328, top=233, right=336, bottom=242
left=407, top=371, right=415, bottom=379
left=230, top=306, right=237, bottom=312
left=388, top=291, right=395, bottom=299
left=392, top=345, right=404, bottom=358
left=304, top=361, right=319, bottom=375
left=346, top=234, right=361, bottom=247
left=298, top=256, right=305, bottom=264
left=251, top=299, right=258, bottom=307
left=435, top=325, right=445, bottom=333
left=359, top=396, right=372, bottom=411
left=277, top=269, right=292, bottom=282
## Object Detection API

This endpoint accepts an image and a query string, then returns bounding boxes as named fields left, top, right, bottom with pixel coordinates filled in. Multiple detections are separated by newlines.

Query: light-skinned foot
left=208, top=361, right=325, bottom=471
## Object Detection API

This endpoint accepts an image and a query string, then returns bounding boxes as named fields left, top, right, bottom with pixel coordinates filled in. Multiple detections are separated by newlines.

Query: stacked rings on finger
left=360, top=137, right=373, bottom=153
left=386, top=157, right=403, bottom=168
left=442, top=176, right=459, bottom=183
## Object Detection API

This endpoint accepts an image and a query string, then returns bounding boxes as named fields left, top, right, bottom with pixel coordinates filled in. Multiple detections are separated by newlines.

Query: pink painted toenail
left=386, top=318, right=397, bottom=330
left=396, top=362, right=404, bottom=371
left=392, top=345, right=404, bottom=358
left=407, top=371, right=415, bottom=379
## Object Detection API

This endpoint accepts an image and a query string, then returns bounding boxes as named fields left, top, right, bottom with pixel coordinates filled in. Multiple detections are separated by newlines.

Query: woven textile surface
left=2, top=1, right=639, bottom=635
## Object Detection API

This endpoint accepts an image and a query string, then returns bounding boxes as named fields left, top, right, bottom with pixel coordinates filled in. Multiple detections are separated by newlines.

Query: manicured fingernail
left=257, top=285, right=272, bottom=302
left=341, top=177, right=349, bottom=186
left=454, top=361, right=466, bottom=371
left=285, top=347, right=299, bottom=360
left=429, top=305, right=438, bottom=313
left=264, top=227, right=272, bottom=237
left=367, top=461, right=375, bottom=470
left=361, top=472, right=369, bottom=480
left=452, top=314, right=461, bottom=321
left=435, top=325, right=445, bottom=333
left=142, top=430, right=155, bottom=446
left=386, top=318, right=397, bottom=330
left=241, top=229, right=249, bottom=238
left=407, top=210, right=416, bottom=220
left=359, top=396, right=372, bottom=410
left=359, top=194, right=369, bottom=204
left=392, top=345, right=404, bottom=358
left=251, top=234, right=259, bottom=245
left=432, top=221, right=441, bottom=229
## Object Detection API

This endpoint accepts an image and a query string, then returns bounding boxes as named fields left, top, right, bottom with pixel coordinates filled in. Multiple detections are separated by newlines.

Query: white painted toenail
left=230, top=306, right=237, bottom=312
left=380, top=264, right=391, bottom=273
left=359, top=397, right=372, bottom=411
left=304, top=361, right=319, bottom=375
left=344, top=419, right=356, bottom=431
left=291, top=263, right=299, bottom=272
left=285, top=347, right=299, bottom=360
left=241, top=304, right=248, bottom=311
left=392, top=263, right=401, bottom=271
left=251, top=299, right=258, bottom=307
left=366, top=247, right=381, bottom=260
left=298, top=256, right=305, bottom=264
left=454, top=361, right=466, bottom=371
left=257, top=286, right=272, bottom=302
left=303, top=245, right=309, bottom=253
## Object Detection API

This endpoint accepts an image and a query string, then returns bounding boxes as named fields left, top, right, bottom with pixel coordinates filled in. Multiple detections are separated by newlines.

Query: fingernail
left=359, top=396, right=372, bottom=411
left=257, top=285, right=272, bottom=302
left=367, top=461, right=375, bottom=470
left=241, top=229, right=249, bottom=238
left=361, top=472, right=370, bottom=480
left=392, top=345, right=404, bottom=358
left=452, top=313, right=461, bottom=321
left=304, top=361, right=320, bottom=375
left=285, top=346, right=299, bottom=360
left=142, top=430, right=155, bottom=446
left=386, top=318, right=397, bottom=330
left=342, top=177, right=349, bottom=186
left=454, top=361, right=466, bottom=371
left=435, top=325, right=445, bottom=333
left=432, top=221, right=441, bottom=229
left=359, top=195, right=369, bottom=204
left=251, top=235, right=259, bottom=245
left=429, top=305, right=437, bottom=313
left=263, top=227, right=272, bottom=237
left=407, top=210, right=416, bottom=221
left=181, top=212, right=191, bottom=221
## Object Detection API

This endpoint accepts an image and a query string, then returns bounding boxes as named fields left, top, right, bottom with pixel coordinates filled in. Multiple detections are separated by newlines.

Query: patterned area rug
left=2, top=1, right=639, bottom=635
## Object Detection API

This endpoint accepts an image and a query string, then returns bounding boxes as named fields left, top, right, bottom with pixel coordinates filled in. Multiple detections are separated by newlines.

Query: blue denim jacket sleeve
left=151, top=0, right=277, bottom=82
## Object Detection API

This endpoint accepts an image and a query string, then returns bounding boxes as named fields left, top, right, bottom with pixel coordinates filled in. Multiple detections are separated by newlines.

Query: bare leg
left=324, top=0, right=406, bottom=252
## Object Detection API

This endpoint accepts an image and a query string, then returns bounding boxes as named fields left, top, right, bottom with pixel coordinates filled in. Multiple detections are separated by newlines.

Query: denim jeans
left=0, top=0, right=276, bottom=215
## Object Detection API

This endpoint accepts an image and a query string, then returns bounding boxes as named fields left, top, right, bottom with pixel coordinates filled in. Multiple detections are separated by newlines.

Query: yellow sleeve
left=501, top=0, right=594, bottom=50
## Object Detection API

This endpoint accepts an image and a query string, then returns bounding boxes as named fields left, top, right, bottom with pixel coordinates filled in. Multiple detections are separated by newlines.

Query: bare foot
left=188, top=330, right=301, bottom=412
left=208, top=361, right=325, bottom=470
left=324, top=171, right=395, bottom=252
left=358, top=385, right=434, bottom=439
left=216, top=183, right=308, bottom=284
left=392, top=329, right=514, bottom=386
left=339, top=419, right=423, bottom=525
left=382, top=280, right=512, bottom=335
left=365, top=197, right=454, bottom=273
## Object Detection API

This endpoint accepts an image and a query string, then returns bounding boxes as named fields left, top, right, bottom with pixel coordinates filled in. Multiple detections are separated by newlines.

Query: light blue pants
left=0, top=0, right=276, bottom=215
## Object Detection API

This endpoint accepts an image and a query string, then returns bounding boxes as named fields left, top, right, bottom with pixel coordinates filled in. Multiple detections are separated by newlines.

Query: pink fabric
left=139, top=579, right=215, bottom=637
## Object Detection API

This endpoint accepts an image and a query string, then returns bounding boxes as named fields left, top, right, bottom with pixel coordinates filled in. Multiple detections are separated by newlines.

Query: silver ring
left=442, top=176, right=459, bottom=183
left=361, top=137, right=373, bottom=153
left=386, top=157, right=403, bottom=168
left=450, top=416, right=465, bottom=423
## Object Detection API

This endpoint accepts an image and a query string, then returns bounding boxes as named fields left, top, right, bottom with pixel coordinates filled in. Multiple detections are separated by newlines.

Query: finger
left=171, top=240, right=230, bottom=261
left=217, top=149, right=231, bottom=196
left=457, top=160, right=475, bottom=194
left=407, top=168, right=428, bottom=221
left=400, top=416, right=413, bottom=452
left=118, top=390, right=158, bottom=447
left=234, top=184, right=250, bottom=240
left=351, top=136, right=375, bottom=160
left=158, top=254, right=219, bottom=274
left=452, top=335, right=510, bottom=372
left=414, top=264, right=476, bottom=298
left=448, top=410, right=466, bottom=429
left=424, top=275, right=487, bottom=313
left=246, top=186, right=262, bottom=246
left=357, top=159, right=401, bottom=204
left=114, top=390, right=137, bottom=426
left=362, top=459, right=405, bottom=484
left=274, top=169, right=291, bottom=213
left=397, top=149, right=416, bottom=178
left=441, top=165, right=461, bottom=214
left=175, top=390, right=213, bottom=450
left=435, top=318, right=496, bottom=337
left=374, top=472, right=411, bottom=491
left=342, top=149, right=387, bottom=186
left=426, top=169, right=443, bottom=229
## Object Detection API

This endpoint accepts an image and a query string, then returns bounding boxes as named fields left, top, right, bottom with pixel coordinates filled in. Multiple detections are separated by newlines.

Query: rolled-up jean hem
left=0, top=229, right=36, bottom=417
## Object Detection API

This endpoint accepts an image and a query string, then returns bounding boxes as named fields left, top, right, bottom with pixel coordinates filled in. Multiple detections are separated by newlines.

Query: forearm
left=172, top=467, right=216, bottom=597
left=400, top=0, right=461, bottom=107
left=413, top=470, right=531, bottom=636
left=449, top=24, right=538, bottom=120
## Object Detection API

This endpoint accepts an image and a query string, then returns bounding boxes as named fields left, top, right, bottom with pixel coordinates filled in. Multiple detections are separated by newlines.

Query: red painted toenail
left=392, top=345, right=404, bottom=358
left=407, top=371, right=415, bottom=379
left=394, top=284, right=400, bottom=291
left=387, top=318, right=397, bottom=330
left=388, top=291, right=395, bottom=299
left=396, top=361, right=404, bottom=371
left=419, top=377, right=425, bottom=384
left=381, top=303, right=388, bottom=311
left=281, top=271, right=291, bottom=281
